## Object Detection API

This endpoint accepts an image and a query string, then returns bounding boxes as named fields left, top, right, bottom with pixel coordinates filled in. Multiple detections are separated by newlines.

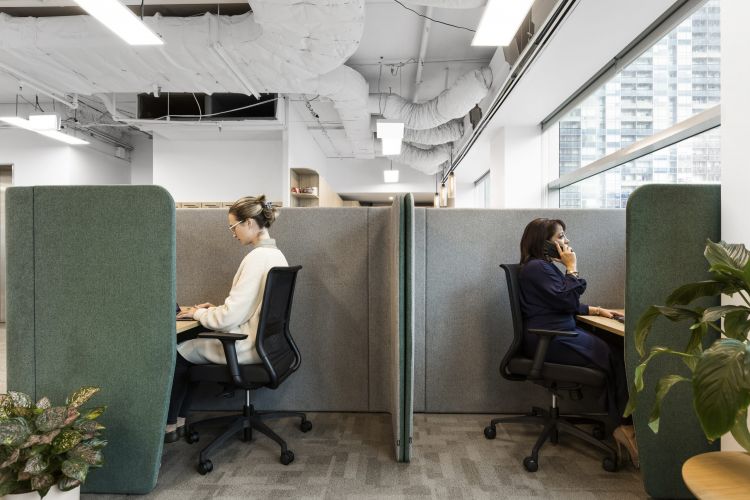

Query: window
left=553, top=0, right=720, bottom=207
left=474, top=171, right=490, bottom=208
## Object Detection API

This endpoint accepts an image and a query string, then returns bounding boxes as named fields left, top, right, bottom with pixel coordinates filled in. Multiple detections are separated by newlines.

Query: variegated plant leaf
left=61, top=458, right=89, bottom=482
left=0, top=417, right=31, bottom=447
left=8, top=391, right=33, bottom=408
left=35, top=397, right=52, bottom=410
left=82, top=406, right=106, bottom=421
left=21, top=453, right=49, bottom=475
left=82, top=437, right=108, bottom=450
left=65, top=387, right=99, bottom=408
left=30, top=473, right=56, bottom=496
left=21, top=429, right=61, bottom=448
left=35, top=406, right=67, bottom=432
left=51, top=429, right=83, bottom=454
left=57, top=477, right=81, bottom=492
left=0, top=448, right=20, bottom=468
left=63, top=408, right=80, bottom=426
left=69, top=444, right=103, bottom=467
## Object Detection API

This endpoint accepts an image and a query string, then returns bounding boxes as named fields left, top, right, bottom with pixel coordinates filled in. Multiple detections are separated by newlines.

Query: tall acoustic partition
left=413, top=209, right=627, bottom=413
left=6, top=186, right=176, bottom=494
left=625, top=184, right=720, bottom=498
left=401, top=194, right=415, bottom=462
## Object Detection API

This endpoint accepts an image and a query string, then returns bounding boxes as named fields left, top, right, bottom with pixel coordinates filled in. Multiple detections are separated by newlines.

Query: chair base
left=485, top=405, right=617, bottom=473
left=186, top=398, right=311, bottom=474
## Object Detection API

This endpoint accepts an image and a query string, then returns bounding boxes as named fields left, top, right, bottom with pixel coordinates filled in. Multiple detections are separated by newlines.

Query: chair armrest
left=526, top=329, right=578, bottom=380
left=197, top=332, right=249, bottom=386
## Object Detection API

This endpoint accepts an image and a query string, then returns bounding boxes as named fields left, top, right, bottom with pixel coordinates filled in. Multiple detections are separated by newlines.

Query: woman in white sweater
left=165, top=195, right=288, bottom=442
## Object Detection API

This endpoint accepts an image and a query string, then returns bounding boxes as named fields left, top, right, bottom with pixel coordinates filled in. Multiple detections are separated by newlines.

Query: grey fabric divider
left=625, top=184, right=720, bottom=499
left=420, top=209, right=626, bottom=413
left=402, top=194, right=415, bottom=462
left=7, top=186, right=176, bottom=494
left=5, top=187, right=35, bottom=397
left=389, top=195, right=404, bottom=461
left=413, top=208, right=427, bottom=413
left=176, top=208, right=391, bottom=413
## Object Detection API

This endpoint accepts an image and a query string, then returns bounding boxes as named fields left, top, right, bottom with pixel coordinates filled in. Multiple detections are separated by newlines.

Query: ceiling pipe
left=412, top=7, right=432, bottom=103
left=0, top=61, right=78, bottom=110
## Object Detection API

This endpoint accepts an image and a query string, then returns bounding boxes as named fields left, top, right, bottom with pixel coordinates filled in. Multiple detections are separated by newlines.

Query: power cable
left=192, top=92, right=202, bottom=121
left=392, top=0, right=475, bottom=33
left=148, top=96, right=280, bottom=120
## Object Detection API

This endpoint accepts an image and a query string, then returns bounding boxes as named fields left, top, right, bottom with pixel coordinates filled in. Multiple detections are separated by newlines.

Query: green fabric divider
left=402, top=193, right=415, bottom=462
left=625, top=184, right=720, bottom=499
left=5, top=187, right=35, bottom=397
left=7, top=186, right=176, bottom=494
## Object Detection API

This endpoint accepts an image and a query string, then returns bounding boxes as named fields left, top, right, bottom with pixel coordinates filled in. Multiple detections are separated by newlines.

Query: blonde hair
left=229, top=195, right=277, bottom=228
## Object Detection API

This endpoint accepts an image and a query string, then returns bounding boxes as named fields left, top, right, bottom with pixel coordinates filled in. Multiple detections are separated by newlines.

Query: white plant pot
left=2, top=485, right=80, bottom=500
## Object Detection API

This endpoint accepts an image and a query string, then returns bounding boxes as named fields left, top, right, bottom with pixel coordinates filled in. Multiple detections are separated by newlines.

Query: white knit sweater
left=177, top=239, right=289, bottom=365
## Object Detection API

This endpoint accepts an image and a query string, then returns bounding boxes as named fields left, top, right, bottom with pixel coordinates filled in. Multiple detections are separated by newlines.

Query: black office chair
left=185, top=266, right=310, bottom=474
left=483, top=264, right=617, bottom=472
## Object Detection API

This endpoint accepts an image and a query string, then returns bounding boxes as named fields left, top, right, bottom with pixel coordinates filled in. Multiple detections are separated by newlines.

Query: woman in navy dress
left=517, top=218, right=638, bottom=468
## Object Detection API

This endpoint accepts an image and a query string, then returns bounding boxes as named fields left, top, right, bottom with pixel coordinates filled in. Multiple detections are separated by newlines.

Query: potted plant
left=0, top=387, right=107, bottom=499
left=627, top=240, right=750, bottom=451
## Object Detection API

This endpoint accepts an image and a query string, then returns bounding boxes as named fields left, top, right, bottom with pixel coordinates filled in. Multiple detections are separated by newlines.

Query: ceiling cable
left=392, top=0, right=475, bottom=33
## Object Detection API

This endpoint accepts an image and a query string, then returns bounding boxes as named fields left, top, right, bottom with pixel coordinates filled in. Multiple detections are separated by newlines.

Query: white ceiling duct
left=0, top=2, right=374, bottom=156
left=401, top=0, right=486, bottom=8
left=369, top=67, right=492, bottom=130
left=388, top=142, right=451, bottom=175
left=403, top=119, right=463, bottom=145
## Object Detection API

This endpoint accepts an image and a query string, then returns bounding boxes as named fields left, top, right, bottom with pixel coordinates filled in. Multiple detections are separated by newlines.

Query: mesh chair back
left=256, top=266, right=302, bottom=388
left=499, top=264, right=527, bottom=381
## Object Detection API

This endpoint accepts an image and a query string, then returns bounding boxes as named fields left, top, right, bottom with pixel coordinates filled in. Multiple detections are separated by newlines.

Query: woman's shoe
left=613, top=426, right=640, bottom=469
left=164, top=423, right=185, bottom=443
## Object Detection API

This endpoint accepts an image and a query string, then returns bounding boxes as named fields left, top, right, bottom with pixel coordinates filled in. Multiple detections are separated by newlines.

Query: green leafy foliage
left=0, top=387, right=107, bottom=496
left=631, top=240, right=750, bottom=453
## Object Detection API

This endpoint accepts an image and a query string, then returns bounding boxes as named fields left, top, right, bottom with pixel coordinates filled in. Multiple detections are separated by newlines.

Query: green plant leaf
left=724, top=309, right=750, bottom=341
left=65, top=387, right=99, bottom=408
left=693, top=339, right=750, bottom=441
left=633, top=346, right=698, bottom=393
left=30, top=473, right=55, bottom=497
left=729, top=407, right=750, bottom=453
left=51, top=429, right=83, bottom=454
left=635, top=305, right=703, bottom=357
left=57, top=477, right=81, bottom=492
left=648, top=374, right=690, bottom=434
left=21, top=454, right=48, bottom=475
left=82, top=406, right=106, bottom=421
left=624, top=384, right=639, bottom=417
left=0, top=448, right=20, bottom=468
left=35, top=397, right=51, bottom=410
left=73, top=420, right=101, bottom=434
left=8, top=391, right=33, bottom=409
left=69, top=444, right=103, bottom=467
left=21, top=429, right=60, bottom=449
left=666, top=280, right=740, bottom=306
left=0, top=417, right=32, bottom=447
left=706, top=240, right=750, bottom=269
left=61, top=459, right=88, bottom=483
left=82, top=438, right=107, bottom=450
left=35, top=406, right=67, bottom=432
left=0, top=469, right=21, bottom=496
left=701, top=305, right=750, bottom=324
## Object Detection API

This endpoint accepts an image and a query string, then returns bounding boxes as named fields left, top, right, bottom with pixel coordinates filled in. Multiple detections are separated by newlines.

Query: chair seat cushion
left=508, top=357, right=607, bottom=387
left=189, top=352, right=295, bottom=388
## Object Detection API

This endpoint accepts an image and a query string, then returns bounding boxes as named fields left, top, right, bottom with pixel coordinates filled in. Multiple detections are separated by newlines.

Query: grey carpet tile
left=85, top=412, right=646, bottom=499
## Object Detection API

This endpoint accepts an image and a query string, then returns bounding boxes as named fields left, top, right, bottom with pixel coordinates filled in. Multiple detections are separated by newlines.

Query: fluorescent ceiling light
left=74, top=0, right=164, bottom=46
left=472, top=0, right=534, bottom=47
left=28, top=114, right=59, bottom=131
left=0, top=117, right=89, bottom=145
left=383, top=169, right=400, bottom=183
left=381, top=137, right=402, bottom=156
left=376, top=120, right=405, bottom=140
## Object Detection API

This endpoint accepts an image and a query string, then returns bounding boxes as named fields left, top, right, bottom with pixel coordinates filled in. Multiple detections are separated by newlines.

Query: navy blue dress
left=518, top=258, right=629, bottom=423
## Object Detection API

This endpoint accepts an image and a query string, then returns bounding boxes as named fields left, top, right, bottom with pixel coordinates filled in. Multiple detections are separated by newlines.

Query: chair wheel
left=186, top=431, right=199, bottom=444
left=602, top=456, right=618, bottom=472
left=593, top=425, right=606, bottom=440
left=300, top=420, right=312, bottom=432
left=197, top=460, right=213, bottom=475
left=484, top=426, right=496, bottom=440
left=280, top=450, right=295, bottom=465
left=523, top=456, right=538, bottom=472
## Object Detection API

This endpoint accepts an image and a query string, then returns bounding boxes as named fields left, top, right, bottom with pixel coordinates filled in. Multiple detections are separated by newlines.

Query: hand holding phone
left=543, top=240, right=560, bottom=259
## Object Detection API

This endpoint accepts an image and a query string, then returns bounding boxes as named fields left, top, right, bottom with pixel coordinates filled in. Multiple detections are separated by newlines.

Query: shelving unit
left=290, top=168, right=343, bottom=207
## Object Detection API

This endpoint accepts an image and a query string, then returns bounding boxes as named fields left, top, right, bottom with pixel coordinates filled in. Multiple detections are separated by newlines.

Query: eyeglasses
left=228, top=219, right=245, bottom=234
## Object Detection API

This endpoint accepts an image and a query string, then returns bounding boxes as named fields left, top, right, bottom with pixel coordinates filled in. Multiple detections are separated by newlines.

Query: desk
left=682, top=451, right=750, bottom=499
left=176, top=319, right=200, bottom=334
left=576, top=309, right=625, bottom=336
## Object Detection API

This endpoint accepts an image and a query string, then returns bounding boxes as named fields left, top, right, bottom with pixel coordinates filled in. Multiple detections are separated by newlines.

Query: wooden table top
left=576, top=309, right=625, bottom=336
left=176, top=319, right=200, bottom=334
left=682, top=451, right=750, bottom=499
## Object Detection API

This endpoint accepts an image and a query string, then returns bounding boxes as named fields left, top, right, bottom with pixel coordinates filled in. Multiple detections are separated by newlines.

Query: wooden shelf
left=291, top=193, right=319, bottom=199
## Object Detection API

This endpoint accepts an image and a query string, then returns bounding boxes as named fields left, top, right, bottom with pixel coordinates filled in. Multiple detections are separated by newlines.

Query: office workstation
left=0, top=0, right=747, bottom=499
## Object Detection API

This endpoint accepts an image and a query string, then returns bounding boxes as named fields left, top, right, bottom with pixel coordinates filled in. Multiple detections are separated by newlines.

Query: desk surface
left=576, top=309, right=625, bottom=336
left=176, top=319, right=200, bottom=334
left=682, top=451, right=750, bottom=499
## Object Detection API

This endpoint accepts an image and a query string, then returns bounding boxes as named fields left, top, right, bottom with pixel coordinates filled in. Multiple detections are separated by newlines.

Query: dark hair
left=229, top=195, right=277, bottom=229
left=519, top=218, right=566, bottom=264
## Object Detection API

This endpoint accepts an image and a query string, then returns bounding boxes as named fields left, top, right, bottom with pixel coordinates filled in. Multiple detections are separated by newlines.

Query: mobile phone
left=543, top=240, right=560, bottom=259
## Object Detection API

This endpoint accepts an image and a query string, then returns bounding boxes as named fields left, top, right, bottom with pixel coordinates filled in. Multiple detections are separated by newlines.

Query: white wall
left=287, top=105, right=328, bottom=178
left=325, top=157, right=434, bottom=195
left=0, top=129, right=129, bottom=186
left=489, top=126, right=543, bottom=208
left=720, top=0, right=750, bottom=452
left=130, top=134, right=154, bottom=185
left=152, top=135, right=284, bottom=203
